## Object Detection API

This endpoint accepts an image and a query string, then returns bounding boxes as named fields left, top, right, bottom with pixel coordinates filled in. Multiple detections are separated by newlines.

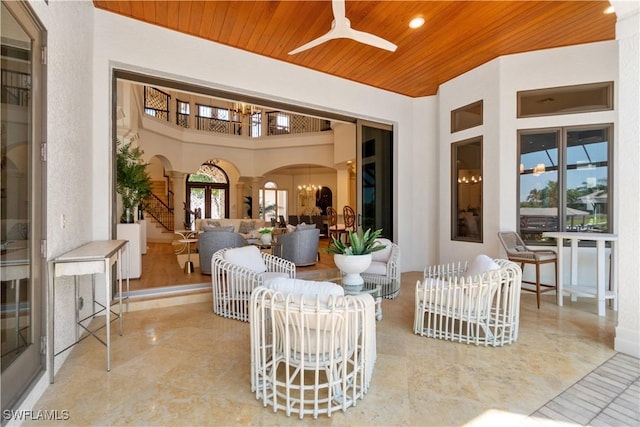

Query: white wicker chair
left=250, top=285, right=376, bottom=419
left=211, top=246, right=295, bottom=322
left=361, top=238, right=401, bottom=299
left=413, top=258, right=522, bottom=346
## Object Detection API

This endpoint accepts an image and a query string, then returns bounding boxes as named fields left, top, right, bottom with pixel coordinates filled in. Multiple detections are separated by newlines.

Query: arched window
left=259, top=181, right=287, bottom=222
left=187, top=160, right=229, bottom=219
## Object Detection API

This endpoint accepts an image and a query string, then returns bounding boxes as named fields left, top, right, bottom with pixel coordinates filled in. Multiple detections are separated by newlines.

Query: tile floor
left=26, top=271, right=638, bottom=426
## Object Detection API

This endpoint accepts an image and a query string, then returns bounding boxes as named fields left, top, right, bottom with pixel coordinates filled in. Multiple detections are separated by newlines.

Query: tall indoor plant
left=327, top=227, right=386, bottom=289
left=116, top=140, right=152, bottom=223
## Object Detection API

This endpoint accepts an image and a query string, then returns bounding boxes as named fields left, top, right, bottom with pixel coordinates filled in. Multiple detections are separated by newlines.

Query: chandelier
left=229, top=102, right=259, bottom=121
left=298, top=184, right=322, bottom=194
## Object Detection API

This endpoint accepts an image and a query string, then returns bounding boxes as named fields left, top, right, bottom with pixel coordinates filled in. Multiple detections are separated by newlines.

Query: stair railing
left=146, top=193, right=174, bottom=231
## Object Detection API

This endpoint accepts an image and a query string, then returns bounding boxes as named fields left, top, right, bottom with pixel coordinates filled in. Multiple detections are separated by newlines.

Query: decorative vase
left=333, top=254, right=372, bottom=291
left=260, top=233, right=272, bottom=245
left=122, top=208, right=135, bottom=224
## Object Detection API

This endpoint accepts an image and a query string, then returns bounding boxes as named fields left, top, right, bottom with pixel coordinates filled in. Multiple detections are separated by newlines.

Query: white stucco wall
left=91, top=9, right=418, bottom=264
left=14, top=0, right=96, bottom=419
left=438, top=41, right=618, bottom=267
left=613, top=2, right=640, bottom=358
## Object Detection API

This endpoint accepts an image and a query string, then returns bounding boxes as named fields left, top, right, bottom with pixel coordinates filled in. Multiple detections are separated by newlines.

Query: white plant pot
left=333, top=254, right=372, bottom=291
left=260, top=233, right=272, bottom=244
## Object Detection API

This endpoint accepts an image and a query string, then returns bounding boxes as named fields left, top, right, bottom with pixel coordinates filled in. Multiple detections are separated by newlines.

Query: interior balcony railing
left=141, top=85, right=331, bottom=139
left=144, top=86, right=170, bottom=121
left=266, top=111, right=331, bottom=135
left=196, top=115, right=242, bottom=135
left=146, top=193, right=174, bottom=232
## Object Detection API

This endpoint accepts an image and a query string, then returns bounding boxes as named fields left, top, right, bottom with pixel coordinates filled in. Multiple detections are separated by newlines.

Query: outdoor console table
left=542, top=232, right=617, bottom=317
left=48, top=240, right=129, bottom=383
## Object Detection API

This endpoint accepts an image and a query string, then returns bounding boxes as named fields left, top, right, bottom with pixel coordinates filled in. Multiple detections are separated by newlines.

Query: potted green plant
left=327, top=228, right=386, bottom=289
left=258, top=227, right=273, bottom=244
left=116, top=140, right=152, bottom=223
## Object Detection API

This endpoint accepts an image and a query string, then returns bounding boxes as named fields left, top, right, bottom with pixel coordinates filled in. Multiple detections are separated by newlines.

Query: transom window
left=518, top=125, right=612, bottom=244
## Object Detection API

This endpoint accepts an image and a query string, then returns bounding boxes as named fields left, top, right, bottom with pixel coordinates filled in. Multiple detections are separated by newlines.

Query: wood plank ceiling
left=93, top=1, right=616, bottom=98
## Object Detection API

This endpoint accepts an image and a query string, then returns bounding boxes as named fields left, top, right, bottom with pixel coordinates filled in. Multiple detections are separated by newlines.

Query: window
left=451, top=137, right=483, bottom=242
left=517, top=82, right=613, bottom=118
left=259, top=182, right=287, bottom=223
left=176, top=99, right=189, bottom=128
left=518, top=125, right=612, bottom=244
left=451, top=100, right=483, bottom=133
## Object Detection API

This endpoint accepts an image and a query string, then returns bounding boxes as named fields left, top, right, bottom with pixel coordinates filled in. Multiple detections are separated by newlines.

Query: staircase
left=145, top=179, right=176, bottom=243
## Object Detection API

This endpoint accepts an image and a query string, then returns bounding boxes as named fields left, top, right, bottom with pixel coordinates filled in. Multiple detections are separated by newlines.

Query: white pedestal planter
left=333, top=254, right=372, bottom=291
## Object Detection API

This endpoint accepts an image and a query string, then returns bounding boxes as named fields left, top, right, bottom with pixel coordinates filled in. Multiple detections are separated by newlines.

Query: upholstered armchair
left=250, top=279, right=376, bottom=419
left=361, top=238, right=401, bottom=299
left=211, top=246, right=295, bottom=322
left=276, top=228, right=320, bottom=267
left=197, top=229, right=246, bottom=274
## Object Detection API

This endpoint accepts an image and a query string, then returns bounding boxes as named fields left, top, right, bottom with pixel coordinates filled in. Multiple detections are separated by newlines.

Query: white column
left=236, top=182, right=245, bottom=218
left=613, top=1, right=640, bottom=358
left=251, top=178, right=261, bottom=220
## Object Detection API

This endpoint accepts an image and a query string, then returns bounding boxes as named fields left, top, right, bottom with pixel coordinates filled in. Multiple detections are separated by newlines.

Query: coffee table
left=330, top=275, right=400, bottom=321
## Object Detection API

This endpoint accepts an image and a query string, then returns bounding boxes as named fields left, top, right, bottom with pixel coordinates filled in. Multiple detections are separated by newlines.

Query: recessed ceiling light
left=409, top=17, right=425, bottom=29
left=604, top=5, right=615, bottom=14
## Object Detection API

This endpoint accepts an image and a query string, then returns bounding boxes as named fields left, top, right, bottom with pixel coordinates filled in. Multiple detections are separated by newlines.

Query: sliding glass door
left=357, top=120, right=394, bottom=240
left=1, top=0, right=46, bottom=413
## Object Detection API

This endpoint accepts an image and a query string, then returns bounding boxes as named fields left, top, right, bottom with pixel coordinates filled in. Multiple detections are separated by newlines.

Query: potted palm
left=327, top=227, right=386, bottom=290
left=116, top=140, right=152, bottom=223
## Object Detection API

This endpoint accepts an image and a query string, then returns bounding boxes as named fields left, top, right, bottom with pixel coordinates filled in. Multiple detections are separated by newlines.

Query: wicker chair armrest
left=261, top=252, right=296, bottom=277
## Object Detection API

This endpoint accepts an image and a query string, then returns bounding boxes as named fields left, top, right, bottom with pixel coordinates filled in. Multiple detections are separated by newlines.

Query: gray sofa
left=198, top=230, right=246, bottom=274
left=275, top=228, right=320, bottom=267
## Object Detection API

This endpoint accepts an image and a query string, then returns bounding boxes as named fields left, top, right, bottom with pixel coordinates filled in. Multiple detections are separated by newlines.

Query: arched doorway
left=187, top=160, right=230, bottom=219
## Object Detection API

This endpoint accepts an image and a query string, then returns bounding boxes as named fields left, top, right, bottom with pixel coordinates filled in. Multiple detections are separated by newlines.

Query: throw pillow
left=203, top=225, right=234, bottom=232
left=371, top=238, right=392, bottom=262
left=238, top=220, right=255, bottom=234
left=296, top=223, right=316, bottom=231
left=466, top=254, right=500, bottom=279
left=265, top=278, right=344, bottom=304
left=204, top=219, right=222, bottom=228
left=286, top=224, right=297, bottom=233
left=223, top=245, right=267, bottom=272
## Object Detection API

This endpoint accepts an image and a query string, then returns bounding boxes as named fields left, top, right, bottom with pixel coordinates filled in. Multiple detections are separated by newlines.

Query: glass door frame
left=1, top=0, right=47, bottom=413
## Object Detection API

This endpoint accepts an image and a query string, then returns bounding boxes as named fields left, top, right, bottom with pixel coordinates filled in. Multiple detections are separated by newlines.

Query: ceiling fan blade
left=332, top=0, right=346, bottom=21
left=288, top=31, right=337, bottom=55
left=288, top=0, right=397, bottom=55
left=349, top=28, right=398, bottom=52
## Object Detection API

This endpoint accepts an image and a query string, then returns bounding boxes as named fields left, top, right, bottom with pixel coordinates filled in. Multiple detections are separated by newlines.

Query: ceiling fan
left=288, top=0, right=397, bottom=55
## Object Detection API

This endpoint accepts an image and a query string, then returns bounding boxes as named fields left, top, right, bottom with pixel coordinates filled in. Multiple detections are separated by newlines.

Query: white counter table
left=48, top=240, right=129, bottom=383
left=542, top=232, right=617, bottom=316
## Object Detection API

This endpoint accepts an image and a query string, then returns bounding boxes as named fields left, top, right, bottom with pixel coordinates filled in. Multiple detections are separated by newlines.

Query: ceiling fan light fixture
left=409, top=17, right=425, bottom=29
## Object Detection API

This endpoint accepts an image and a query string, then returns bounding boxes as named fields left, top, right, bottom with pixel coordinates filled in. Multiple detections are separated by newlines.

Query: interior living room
left=1, top=1, right=639, bottom=425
